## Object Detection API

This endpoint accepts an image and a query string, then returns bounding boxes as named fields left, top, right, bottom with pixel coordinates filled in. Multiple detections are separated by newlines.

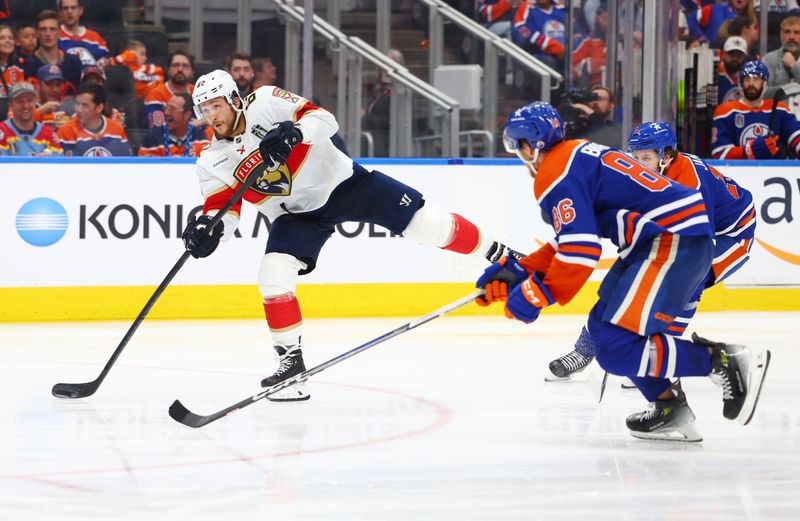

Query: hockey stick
left=52, top=172, right=261, bottom=399
left=169, top=289, right=485, bottom=428
left=767, top=87, right=785, bottom=135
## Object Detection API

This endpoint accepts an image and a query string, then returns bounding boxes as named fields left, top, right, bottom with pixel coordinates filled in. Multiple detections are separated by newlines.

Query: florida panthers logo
left=234, top=150, right=292, bottom=196
left=739, top=123, right=770, bottom=148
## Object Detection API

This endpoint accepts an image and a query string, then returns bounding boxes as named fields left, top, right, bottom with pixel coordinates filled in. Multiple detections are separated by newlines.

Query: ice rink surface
left=1, top=311, right=798, bottom=521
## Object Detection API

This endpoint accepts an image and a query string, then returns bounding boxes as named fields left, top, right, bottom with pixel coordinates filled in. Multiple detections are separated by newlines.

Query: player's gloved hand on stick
left=475, top=254, right=530, bottom=306
left=504, top=274, right=555, bottom=323
left=259, top=121, right=303, bottom=170
left=182, top=214, right=224, bottom=258
left=746, top=134, right=781, bottom=159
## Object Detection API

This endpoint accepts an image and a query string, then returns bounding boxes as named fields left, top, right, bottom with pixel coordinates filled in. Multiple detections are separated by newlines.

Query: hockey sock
left=442, top=213, right=482, bottom=255
left=640, top=334, right=712, bottom=380
left=574, top=325, right=596, bottom=357
left=263, top=294, right=303, bottom=347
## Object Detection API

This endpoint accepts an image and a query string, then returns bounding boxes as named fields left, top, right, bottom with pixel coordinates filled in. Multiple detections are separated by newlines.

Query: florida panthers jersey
left=512, top=3, right=566, bottom=57
left=530, top=140, right=712, bottom=306
left=195, top=85, right=352, bottom=237
left=712, top=99, right=800, bottom=158
left=664, top=152, right=755, bottom=240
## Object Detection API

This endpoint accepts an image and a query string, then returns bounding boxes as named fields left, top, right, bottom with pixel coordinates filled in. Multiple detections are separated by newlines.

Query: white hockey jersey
left=194, top=86, right=354, bottom=239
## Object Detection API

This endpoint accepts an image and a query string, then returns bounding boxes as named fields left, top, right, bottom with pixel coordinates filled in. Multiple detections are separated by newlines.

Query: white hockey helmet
left=192, top=69, right=243, bottom=122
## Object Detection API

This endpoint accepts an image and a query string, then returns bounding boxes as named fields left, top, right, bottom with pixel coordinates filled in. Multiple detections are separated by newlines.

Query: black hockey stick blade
left=168, top=290, right=484, bottom=428
left=52, top=170, right=261, bottom=400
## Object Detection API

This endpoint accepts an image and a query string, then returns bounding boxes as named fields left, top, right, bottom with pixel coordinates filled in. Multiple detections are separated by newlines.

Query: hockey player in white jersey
left=183, top=70, right=510, bottom=401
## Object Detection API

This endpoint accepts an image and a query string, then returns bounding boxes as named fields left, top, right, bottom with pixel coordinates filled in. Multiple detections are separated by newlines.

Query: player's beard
left=743, top=85, right=763, bottom=101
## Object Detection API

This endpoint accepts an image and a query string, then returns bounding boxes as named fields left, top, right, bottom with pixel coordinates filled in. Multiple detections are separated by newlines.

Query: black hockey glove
left=182, top=214, right=224, bottom=258
left=259, top=121, right=303, bottom=170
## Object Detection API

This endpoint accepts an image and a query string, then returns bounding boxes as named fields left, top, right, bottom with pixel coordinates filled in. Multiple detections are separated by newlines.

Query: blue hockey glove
left=475, top=254, right=530, bottom=306
left=182, top=214, right=224, bottom=258
left=746, top=134, right=781, bottom=159
left=259, top=121, right=303, bottom=170
left=504, top=274, right=555, bottom=323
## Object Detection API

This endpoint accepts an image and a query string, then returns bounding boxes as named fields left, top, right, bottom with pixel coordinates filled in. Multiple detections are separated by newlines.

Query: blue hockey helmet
left=627, top=121, right=678, bottom=161
left=739, top=60, right=769, bottom=85
left=503, top=101, right=566, bottom=154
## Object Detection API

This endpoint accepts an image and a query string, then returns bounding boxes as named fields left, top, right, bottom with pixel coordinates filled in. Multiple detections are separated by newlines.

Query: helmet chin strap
left=516, top=148, right=540, bottom=177
left=657, top=155, right=674, bottom=175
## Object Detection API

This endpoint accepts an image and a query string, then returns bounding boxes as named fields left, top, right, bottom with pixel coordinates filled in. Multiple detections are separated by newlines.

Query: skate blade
left=737, top=349, right=771, bottom=426
left=544, top=373, right=575, bottom=382
left=267, top=383, right=311, bottom=402
left=629, top=423, right=703, bottom=443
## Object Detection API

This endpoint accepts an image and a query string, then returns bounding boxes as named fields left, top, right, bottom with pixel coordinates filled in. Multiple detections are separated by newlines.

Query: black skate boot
left=626, top=381, right=702, bottom=442
left=261, top=344, right=310, bottom=402
left=545, top=349, right=594, bottom=382
left=693, top=333, right=770, bottom=425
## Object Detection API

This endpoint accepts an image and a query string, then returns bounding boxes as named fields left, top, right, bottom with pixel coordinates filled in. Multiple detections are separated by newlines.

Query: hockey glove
left=182, top=214, right=224, bottom=258
left=746, top=135, right=781, bottom=159
left=504, top=274, right=555, bottom=324
left=259, top=121, right=303, bottom=171
left=475, top=255, right=530, bottom=306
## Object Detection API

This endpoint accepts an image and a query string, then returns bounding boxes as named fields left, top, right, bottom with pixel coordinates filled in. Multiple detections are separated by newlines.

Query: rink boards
left=1, top=157, right=798, bottom=321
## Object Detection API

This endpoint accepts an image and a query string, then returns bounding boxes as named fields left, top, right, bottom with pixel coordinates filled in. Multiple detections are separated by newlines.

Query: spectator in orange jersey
left=0, top=81, right=62, bottom=156
left=110, top=40, right=164, bottom=99
left=57, top=82, right=131, bottom=156
left=1, top=23, right=25, bottom=120
left=139, top=93, right=209, bottom=157
left=144, top=49, right=194, bottom=129
left=59, top=0, right=109, bottom=65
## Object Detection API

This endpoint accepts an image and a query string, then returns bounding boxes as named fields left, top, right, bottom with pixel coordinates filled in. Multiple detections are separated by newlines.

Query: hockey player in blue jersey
left=476, top=103, right=770, bottom=441
left=712, top=60, right=800, bottom=159
left=546, top=122, right=757, bottom=392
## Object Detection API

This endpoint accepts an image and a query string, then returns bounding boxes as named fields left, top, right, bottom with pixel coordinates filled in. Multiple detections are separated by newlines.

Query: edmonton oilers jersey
left=712, top=99, right=800, bottom=158
left=532, top=139, right=712, bottom=305
left=665, top=152, right=755, bottom=240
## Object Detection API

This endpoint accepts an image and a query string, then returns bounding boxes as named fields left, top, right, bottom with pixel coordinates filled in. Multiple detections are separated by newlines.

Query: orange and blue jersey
left=143, top=81, right=194, bottom=129
left=712, top=99, right=800, bottom=159
left=512, top=2, right=565, bottom=57
left=56, top=116, right=131, bottom=157
left=0, top=119, right=63, bottom=156
left=111, top=50, right=165, bottom=99
left=138, top=125, right=210, bottom=157
left=530, top=139, right=712, bottom=307
left=687, top=3, right=735, bottom=44
left=478, top=0, right=514, bottom=24
left=59, top=25, right=109, bottom=63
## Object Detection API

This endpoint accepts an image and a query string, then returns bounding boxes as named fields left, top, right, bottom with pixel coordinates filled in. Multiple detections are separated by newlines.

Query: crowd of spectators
left=476, top=0, right=800, bottom=160
left=0, top=0, right=276, bottom=158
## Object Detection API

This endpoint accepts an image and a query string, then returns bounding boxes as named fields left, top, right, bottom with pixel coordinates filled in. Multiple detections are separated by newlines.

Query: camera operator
left=559, top=84, right=621, bottom=148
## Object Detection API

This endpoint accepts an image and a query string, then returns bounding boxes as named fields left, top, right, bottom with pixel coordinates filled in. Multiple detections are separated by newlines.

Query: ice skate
left=693, top=333, right=770, bottom=425
left=545, top=349, right=593, bottom=381
left=261, top=345, right=311, bottom=402
left=626, top=381, right=702, bottom=442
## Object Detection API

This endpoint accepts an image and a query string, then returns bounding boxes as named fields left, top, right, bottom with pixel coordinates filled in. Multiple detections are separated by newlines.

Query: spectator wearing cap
left=712, top=60, right=800, bottom=159
left=0, top=81, right=63, bottom=156
left=57, top=82, right=131, bottom=156
left=24, top=10, right=83, bottom=93
left=33, top=63, right=74, bottom=131
left=59, top=0, right=109, bottom=65
left=762, top=15, right=800, bottom=98
left=718, top=36, right=749, bottom=103
left=144, top=50, right=195, bottom=129
left=139, top=93, right=209, bottom=157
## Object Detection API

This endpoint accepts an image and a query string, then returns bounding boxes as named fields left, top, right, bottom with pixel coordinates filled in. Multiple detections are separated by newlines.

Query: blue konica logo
left=15, top=198, right=69, bottom=247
